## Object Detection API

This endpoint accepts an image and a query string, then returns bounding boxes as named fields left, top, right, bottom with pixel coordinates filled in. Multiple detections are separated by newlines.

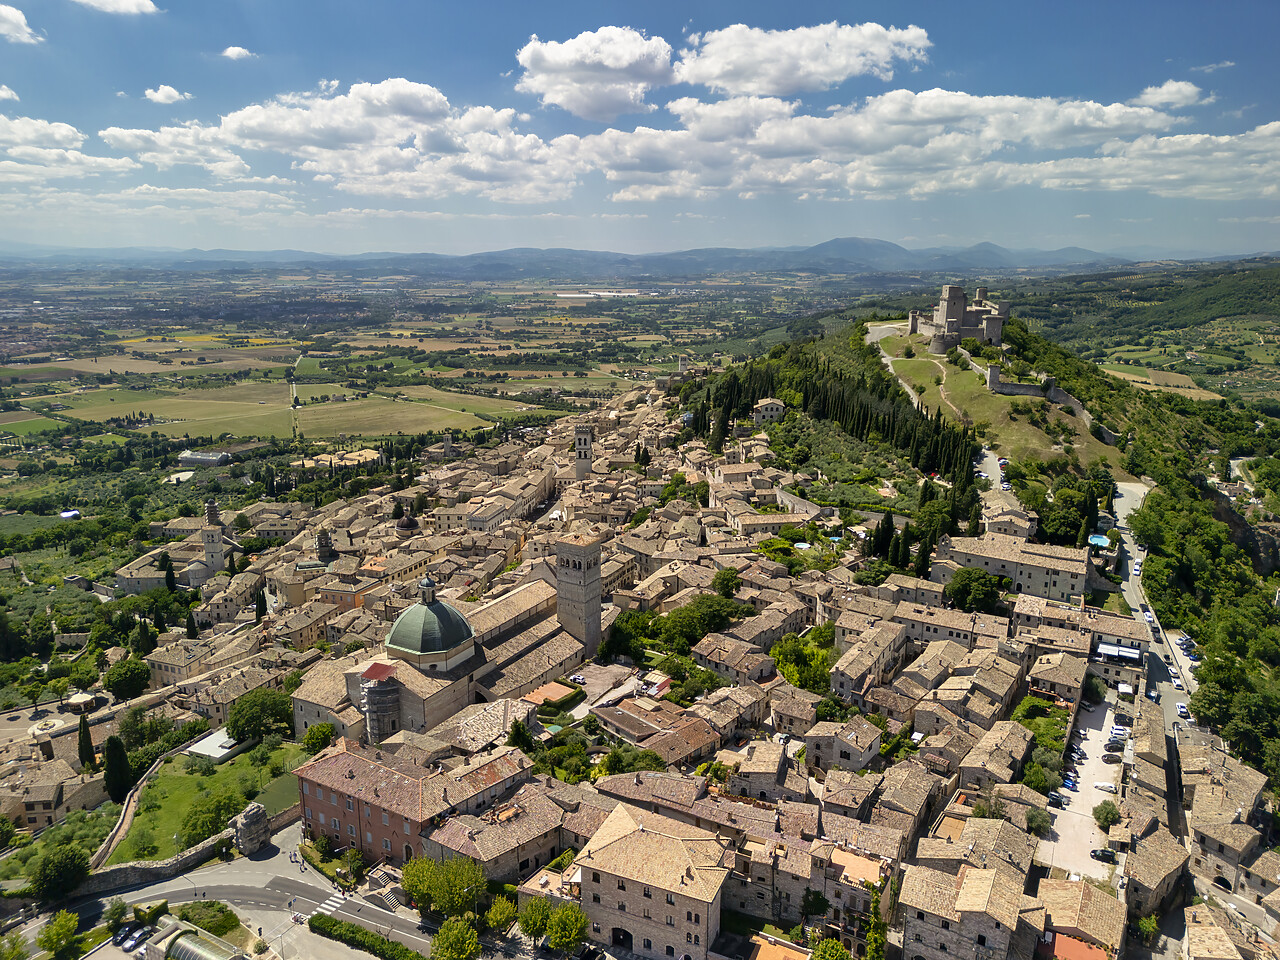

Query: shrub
left=308, top=914, right=428, bottom=960
left=179, top=900, right=241, bottom=938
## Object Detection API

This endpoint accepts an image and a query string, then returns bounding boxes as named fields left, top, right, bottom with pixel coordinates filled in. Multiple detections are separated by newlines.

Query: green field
left=0, top=416, right=63, bottom=435
left=109, top=742, right=305, bottom=865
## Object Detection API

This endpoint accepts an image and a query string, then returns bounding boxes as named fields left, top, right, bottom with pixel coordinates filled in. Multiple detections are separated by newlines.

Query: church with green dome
left=385, top=576, right=477, bottom=672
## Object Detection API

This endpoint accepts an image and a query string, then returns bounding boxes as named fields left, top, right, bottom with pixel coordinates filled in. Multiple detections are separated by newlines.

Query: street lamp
left=173, top=834, right=197, bottom=898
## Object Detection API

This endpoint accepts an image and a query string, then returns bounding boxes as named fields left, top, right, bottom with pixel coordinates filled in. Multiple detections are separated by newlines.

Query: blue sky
left=1, top=0, right=1277, bottom=257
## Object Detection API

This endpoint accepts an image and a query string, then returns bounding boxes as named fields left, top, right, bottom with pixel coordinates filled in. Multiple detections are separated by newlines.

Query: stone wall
left=772, top=487, right=829, bottom=519
left=268, top=802, right=301, bottom=834
left=985, top=367, right=1121, bottom=446
left=78, top=827, right=233, bottom=897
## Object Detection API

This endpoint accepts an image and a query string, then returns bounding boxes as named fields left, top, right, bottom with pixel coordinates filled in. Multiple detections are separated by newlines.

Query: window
left=695, top=936, right=700, bottom=946
left=592, top=895, right=600, bottom=904
left=666, top=949, right=674, bottom=957
left=666, top=917, right=675, bottom=927
left=593, top=924, right=601, bottom=934
left=687, top=912, right=693, bottom=922
left=619, top=880, right=627, bottom=891
left=330, top=794, right=337, bottom=806
left=938, top=945, right=947, bottom=953
left=305, top=807, right=312, bottom=819
left=666, top=893, right=675, bottom=905
left=977, top=935, right=986, bottom=947
left=618, top=903, right=627, bottom=912
left=644, top=941, right=652, bottom=951
left=303, top=783, right=310, bottom=795
left=643, top=909, right=651, bottom=920
left=687, top=934, right=693, bottom=944
left=366, top=831, right=372, bottom=843
left=318, top=813, right=326, bottom=826
left=593, top=872, right=600, bottom=884
left=382, top=812, right=389, bottom=825
left=941, top=921, right=949, bottom=930
left=644, top=886, right=652, bottom=899
left=383, top=838, right=391, bottom=852
left=348, top=824, right=356, bottom=836
left=364, top=804, right=370, bottom=817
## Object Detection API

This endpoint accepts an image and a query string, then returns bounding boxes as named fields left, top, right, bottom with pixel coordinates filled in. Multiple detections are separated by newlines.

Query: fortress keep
left=909, top=285, right=1009, bottom=354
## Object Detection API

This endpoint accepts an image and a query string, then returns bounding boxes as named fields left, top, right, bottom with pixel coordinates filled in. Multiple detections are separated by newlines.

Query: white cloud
left=0, top=115, right=85, bottom=149
left=68, top=0, right=158, bottom=13
left=516, top=26, right=674, bottom=121
left=0, top=5, right=40, bottom=44
left=1191, top=60, right=1235, bottom=74
left=675, top=21, right=930, bottom=96
left=1130, top=79, right=1204, bottom=108
left=0, top=85, right=17, bottom=102
left=221, top=46, right=254, bottom=60
left=144, top=85, right=192, bottom=105
left=99, top=121, right=249, bottom=177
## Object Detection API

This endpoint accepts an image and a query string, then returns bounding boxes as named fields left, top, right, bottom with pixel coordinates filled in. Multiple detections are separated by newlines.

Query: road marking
left=311, top=894, right=345, bottom=918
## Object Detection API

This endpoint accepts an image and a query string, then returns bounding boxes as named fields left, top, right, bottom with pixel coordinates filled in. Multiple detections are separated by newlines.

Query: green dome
left=386, top=577, right=474, bottom=656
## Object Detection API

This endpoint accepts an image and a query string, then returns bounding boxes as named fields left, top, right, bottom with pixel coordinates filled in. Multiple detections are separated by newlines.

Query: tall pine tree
left=77, top=715, right=94, bottom=771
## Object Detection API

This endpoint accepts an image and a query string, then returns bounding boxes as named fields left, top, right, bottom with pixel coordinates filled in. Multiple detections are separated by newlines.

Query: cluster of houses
left=3, top=364, right=1270, bottom=960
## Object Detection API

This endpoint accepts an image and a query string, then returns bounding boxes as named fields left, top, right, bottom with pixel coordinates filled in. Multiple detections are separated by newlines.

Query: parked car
left=1095, top=782, right=1118, bottom=794
left=1188, top=652, right=1201, bottom=662
left=1168, top=667, right=1180, bottom=679
left=1173, top=679, right=1185, bottom=691
left=1104, top=741, right=1125, bottom=752
left=1147, top=690, right=1160, bottom=703
left=1081, top=703, right=1095, bottom=712
left=1047, top=794, right=1064, bottom=808
left=1102, top=753, right=1123, bottom=764
left=1143, top=610, right=1155, bottom=623
left=1162, top=653, right=1174, bottom=664
left=569, top=674, right=586, bottom=685
left=1110, top=725, right=1129, bottom=739
left=123, top=926, right=154, bottom=952
left=112, top=923, right=141, bottom=946
left=1091, top=848, right=1117, bottom=863
left=1177, top=703, right=1190, bottom=719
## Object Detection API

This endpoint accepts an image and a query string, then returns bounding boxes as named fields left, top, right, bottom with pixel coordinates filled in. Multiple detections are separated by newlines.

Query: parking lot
left=1037, top=696, right=1125, bottom=881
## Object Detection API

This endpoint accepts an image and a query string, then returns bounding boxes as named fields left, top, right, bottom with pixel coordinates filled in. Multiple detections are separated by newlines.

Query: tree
left=431, top=916, right=480, bottom=960
left=0, top=932, right=28, bottom=960
left=30, top=847, right=90, bottom=901
left=103, top=735, right=132, bottom=802
left=21, top=682, right=43, bottom=714
left=430, top=855, right=486, bottom=917
left=943, top=566, right=1001, bottom=613
left=812, top=940, right=851, bottom=960
left=45, top=677, right=69, bottom=706
left=36, top=909, right=78, bottom=958
left=546, top=904, right=587, bottom=958
left=302, top=723, right=335, bottom=754
left=1083, top=674, right=1107, bottom=705
left=179, top=789, right=245, bottom=848
left=518, top=896, right=551, bottom=942
left=77, top=715, right=94, bottom=770
left=1137, top=913, right=1159, bottom=944
left=186, top=612, right=198, bottom=639
left=103, top=658, right=150, bottom=701
left=69, top=661, right=97, bottom=693
left=1093, top=800, right=1121, bottom=831
left=225, top=688, right=292, bottom=742
left=255, top=591, right=267, bottom=623
left=401, top=857, right=436, bottom=917
left=103, top=898, right=129, bottom=933
left=1025, top=808, right=1052, bottom=838
left=712, top=567, right=741, bottom=599
left=800, top=888, right=830, bottom=922
left=506, top=719, right=535, bottom=753
left=864, top=883, right=887, bottom=960
left=486, top=896, right=518, bottom=934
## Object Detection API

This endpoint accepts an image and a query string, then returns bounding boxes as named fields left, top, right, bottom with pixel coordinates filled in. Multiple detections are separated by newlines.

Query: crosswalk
left=311, top=894, right=345, bottom=918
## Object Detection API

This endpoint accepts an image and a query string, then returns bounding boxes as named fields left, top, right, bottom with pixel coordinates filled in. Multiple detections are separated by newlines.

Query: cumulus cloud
left=1130, top=79, right=1204, bottom=108
left=0, top=85, right=17, bottom=102
left=144, top=85, right=192, bottom=105
left=1191, top=60, right=1235, bottom=74
left=675, top=21, right=930, bottom=96
left=516, top=26, right=674, bottom=121
left=68, top=0, right=158, bottom=13
left=221, top=46, right=254, bottom=60
left=0, top=5, right=40, bottom=44
left=0, top=115, right=85, bottom=149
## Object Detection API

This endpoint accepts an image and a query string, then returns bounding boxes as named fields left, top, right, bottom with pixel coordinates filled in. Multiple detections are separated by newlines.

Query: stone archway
left=612, top=929, right=633, bottom=952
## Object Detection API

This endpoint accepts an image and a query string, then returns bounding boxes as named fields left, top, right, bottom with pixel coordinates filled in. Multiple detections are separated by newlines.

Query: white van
left=1095, top=782, right=1118, bottom=794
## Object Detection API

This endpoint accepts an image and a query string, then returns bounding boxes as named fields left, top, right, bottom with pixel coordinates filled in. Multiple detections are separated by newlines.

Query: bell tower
left=556, top=533, right=602, bottom=656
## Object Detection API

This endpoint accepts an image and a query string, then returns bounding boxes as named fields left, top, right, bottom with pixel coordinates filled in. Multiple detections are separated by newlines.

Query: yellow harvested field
left=1103, top=365, right=1220, bottom=401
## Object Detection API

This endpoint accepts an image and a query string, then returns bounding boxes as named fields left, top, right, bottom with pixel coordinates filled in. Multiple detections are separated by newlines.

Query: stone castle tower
left=556, top=533, right=602, bottom=656
left=574, top=425, right=594, bottom=482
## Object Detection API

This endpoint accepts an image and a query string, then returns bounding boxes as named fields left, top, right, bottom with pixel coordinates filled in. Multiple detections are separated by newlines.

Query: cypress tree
left=77, top=715, right=94, bottom=771
left=103, top=735, right=131, bottom=803
left=255, top=591, right=267, bottom=623
left=185, top=612, right=198, bottom=639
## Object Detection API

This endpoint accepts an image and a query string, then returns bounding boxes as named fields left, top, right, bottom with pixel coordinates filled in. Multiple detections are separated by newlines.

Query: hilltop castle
left=909, top=285, right=1009, bottom=354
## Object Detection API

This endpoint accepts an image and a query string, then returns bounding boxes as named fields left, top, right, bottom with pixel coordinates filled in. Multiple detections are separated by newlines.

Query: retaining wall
left=78, top=827, right=233, bottom=897
left=986, top=367, right=1121, bottom=446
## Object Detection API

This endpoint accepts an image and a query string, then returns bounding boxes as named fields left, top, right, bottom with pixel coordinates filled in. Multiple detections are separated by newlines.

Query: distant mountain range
left=0, top=236, right=1245, bottom=280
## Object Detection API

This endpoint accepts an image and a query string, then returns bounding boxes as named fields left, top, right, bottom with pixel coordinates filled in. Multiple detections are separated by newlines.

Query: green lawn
left=1, top=416, right=64, bottom=435
left=109, top=742, right=305, bottom=865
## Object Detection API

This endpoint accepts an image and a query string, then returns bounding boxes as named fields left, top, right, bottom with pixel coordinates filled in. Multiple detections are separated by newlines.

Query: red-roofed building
left=1036, top=931, right=1108, bottom=960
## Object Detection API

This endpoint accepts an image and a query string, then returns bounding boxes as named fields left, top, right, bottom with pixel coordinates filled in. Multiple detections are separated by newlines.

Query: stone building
left=908, top=285, right=1008, bottom=354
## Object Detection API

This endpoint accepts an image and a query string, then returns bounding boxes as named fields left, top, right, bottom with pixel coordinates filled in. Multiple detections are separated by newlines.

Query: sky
left=1, top=0, right=1278, bottom=258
